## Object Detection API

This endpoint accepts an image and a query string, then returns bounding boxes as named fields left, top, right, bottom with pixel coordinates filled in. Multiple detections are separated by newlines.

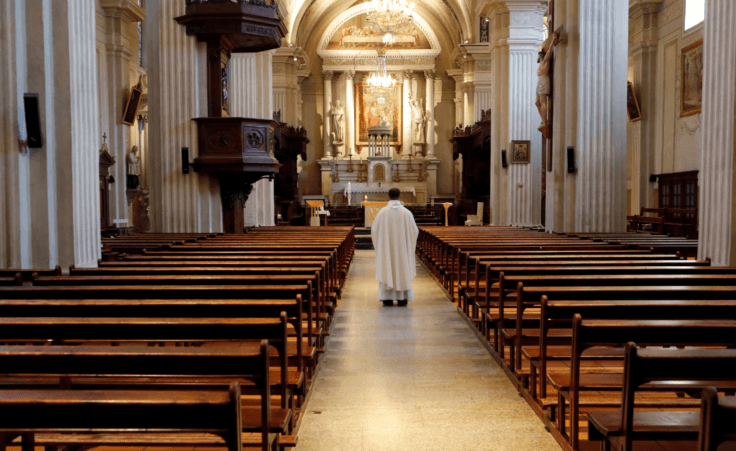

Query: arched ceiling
left=284, top=0, right=473, bottom=51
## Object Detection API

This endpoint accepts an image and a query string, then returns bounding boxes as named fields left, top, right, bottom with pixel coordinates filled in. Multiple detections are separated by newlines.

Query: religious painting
left=680, top=39, right=703, bottom=117
left=510, top=140, right=531, bottom=164
left=122, top=85, right=143, bottom=126
left=326, top=14, right=431, bottom=50
left=355, top=83, right=402, bottom=146
left=627, top=82, right=642, bottom=122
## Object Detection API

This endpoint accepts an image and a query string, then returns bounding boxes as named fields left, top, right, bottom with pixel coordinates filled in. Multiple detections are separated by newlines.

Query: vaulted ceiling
left=283, top=0, right=475, bottom=51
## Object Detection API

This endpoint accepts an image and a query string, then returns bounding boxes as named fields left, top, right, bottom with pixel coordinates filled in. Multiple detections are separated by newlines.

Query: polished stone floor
left=294, top=250, right=562, bottom=451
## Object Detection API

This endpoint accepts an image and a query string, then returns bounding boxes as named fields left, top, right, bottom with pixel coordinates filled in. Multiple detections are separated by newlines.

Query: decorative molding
left=317, top=3, right=441, bottom=51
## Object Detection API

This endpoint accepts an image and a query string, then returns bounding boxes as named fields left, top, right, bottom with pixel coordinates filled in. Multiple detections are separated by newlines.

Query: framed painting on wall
left=627, top=82, right=642, bottom=122
left=680, top=39, right=703, bottom=117
left=510, top=140, right=531, bottom=164
left=355, top=83, right=403, bottom=146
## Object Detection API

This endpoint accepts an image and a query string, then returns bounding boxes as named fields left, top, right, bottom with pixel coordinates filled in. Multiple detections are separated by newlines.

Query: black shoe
left=382, top=300, right=393, bottom=306
left=397, top=300, right=408, bottom=306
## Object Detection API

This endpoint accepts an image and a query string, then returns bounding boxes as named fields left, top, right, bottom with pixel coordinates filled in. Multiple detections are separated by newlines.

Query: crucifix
left=536, top=27, right=564, bottom=140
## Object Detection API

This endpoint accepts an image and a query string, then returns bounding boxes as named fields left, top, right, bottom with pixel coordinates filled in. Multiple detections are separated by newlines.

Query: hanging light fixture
left=365, top=0, right=415, bottom=44
left=366, top=48, right=397, bottom=104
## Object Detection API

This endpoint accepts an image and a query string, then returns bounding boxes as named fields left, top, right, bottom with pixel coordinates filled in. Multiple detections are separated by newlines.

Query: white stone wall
left=627, top=0, right=705, bottom=215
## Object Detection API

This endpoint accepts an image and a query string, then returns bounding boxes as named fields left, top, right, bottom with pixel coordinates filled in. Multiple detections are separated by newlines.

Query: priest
left=371, top=188, right=419, bottom=306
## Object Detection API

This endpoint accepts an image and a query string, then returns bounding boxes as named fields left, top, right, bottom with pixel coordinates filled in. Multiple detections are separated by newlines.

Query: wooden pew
left=32, top=274, right=326, bottom=348
left=0, top=274, right=22, bottom=286
left=563, top=317, right=736, bottom=450
left=506, top=278, right=736, bottom=370
left=535, top=299, right=736, bottom=400
left=0, top=345, right=272, bottom=451
left=0, top=298, right=305, bottom=392
left=471, top=262, right=716, bottom=340
left=699, top=387, right=736, bottom=451
left=0, top=266, right=61, bottom=281
left=587, top=344, right=736, bottom=451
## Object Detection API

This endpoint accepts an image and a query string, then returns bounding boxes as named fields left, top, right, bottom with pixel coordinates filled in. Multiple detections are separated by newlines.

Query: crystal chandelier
left=366, top=49, right=397, bottom=104
left=365, top=0, right=415, bottom=45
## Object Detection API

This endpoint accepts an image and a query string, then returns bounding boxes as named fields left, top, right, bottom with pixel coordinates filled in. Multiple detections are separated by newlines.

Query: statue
left=410, top=97, right=426, bottom=143
left=330, top=100, right=345, bottom=144
left=535, top=33, right=558, bottom=136
left=126, top=145, right=140, bottom=190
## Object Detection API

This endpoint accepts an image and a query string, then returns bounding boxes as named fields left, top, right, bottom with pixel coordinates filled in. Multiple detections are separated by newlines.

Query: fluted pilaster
left=322, top=71, right=333, bottom=158
left=144, top=0, right=222, bottom=233
left=698, top=0, right=736, bottom=265
left=230, top=51, right=276, bottom=227
left=574, top=0, right=628, bottom=232
left=0, top=0, right=21, bottom=268
left=68, top=0, right=102, bottom=266
left=344, top=71, right=355, bottom=154
left=425, top=70, right=436, bottom=158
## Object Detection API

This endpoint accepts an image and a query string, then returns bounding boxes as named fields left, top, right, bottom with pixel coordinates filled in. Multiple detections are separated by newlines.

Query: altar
left=344, top=185, right=416, bottom=205
left=362, top=201, right=389, bottom=227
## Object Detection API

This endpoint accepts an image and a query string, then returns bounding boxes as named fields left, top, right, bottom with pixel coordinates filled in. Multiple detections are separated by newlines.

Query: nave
left=295, top=249, right=561, bottom=451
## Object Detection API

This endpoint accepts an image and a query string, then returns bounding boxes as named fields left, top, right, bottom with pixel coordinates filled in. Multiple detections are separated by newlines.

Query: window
left=684, top=0, right=705, bottom=31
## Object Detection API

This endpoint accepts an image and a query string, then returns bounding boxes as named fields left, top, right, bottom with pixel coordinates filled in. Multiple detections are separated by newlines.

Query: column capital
left=402, top=69, right=413, bottom=80
left=322, top=70, right=334, bottom=81
left=344, top=70, right=356, bottom=80
left=629, top=0, right=663, bottom=18
left=424, top=69, right=436, bottom=80
left=100, top=0, right=145, bottom=22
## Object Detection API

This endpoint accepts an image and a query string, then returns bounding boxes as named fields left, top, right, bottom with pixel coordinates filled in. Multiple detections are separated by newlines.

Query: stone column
left=144, top=0, right=222, bottom=233
left=402, top=70, right=413, bottom=154
left=230, top=51, right=276, bottom=228
left=65, top=0, right=104, bottom=267
left=0, top=0, right=21, bottom=267
left=698, top=0, right=736, bottom=265
left=463, top=83, right=474, bottom=127
left=489, top=3, right=510, bottom=226
left=424, top=70, right=436, bottom=158
left=0, top=0, right=103, bottom=268
left=573, top=0, right=628, bottom=233
left=322, top=71, right=333, bottom=158
left=449, top=72, right=465, bottom=126
left=100, top=0, right=145, bottom=225
left=344, top=70, right=356, bottom=155
left=628, top=0, right=662, bottom=215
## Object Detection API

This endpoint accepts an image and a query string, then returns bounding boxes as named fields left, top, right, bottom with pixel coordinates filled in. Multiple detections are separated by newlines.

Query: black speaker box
left=23, top=93, right=43, bottom=148
left=567, top=146, right=575, bottom=173
left=501, top=149, right=507, bottom=168
left=182, top=147, right=190, bottom=174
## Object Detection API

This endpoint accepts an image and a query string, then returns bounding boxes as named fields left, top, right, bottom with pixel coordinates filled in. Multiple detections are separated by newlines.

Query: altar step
left=355, top=227, right=373, bottom=250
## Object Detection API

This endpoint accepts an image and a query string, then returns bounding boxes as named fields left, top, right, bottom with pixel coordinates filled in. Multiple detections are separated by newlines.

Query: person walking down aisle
left=371, top=188, right=419, bottom=306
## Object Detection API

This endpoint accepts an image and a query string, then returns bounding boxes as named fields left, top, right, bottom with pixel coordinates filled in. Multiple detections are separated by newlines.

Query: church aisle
left=295, top=250, right=562, bottom=451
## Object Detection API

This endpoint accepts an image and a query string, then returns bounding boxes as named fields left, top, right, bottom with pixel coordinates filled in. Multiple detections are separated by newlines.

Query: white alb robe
left=371, top=200, right=419, bottom=301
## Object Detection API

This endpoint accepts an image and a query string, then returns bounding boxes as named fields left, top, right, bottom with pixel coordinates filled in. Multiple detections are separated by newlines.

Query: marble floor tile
left=295, top=250, right=561, bottom=451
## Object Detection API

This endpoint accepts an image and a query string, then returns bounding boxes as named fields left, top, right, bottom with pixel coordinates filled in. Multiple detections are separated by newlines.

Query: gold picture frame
left=680, top=39, right=703, bottom=118
left=122, top=86, right=143, bottom=126
left=355, top=82, right=403, bottom=146
left=510, top=140, right=531, bottom=164
left=627, top=82, right=642, bottom=122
